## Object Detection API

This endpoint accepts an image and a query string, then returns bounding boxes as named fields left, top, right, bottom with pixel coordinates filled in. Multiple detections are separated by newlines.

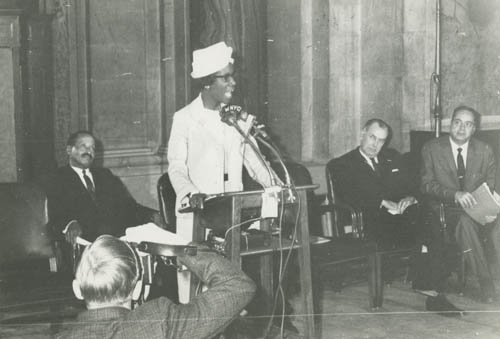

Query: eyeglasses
left=213, top=72, right=235, bottom=82
left=452, top=119, right=475, bottom=129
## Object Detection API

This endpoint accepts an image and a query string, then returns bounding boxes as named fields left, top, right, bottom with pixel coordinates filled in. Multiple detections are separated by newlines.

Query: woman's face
left=206, top=64, right=236, bottom=107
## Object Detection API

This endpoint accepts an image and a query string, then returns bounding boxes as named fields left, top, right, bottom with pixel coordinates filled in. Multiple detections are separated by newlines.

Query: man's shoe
left=426, top=294, right=465, bottom=317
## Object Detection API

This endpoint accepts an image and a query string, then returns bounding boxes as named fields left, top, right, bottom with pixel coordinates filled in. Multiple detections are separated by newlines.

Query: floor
left=1, top=264, right=500, bottom=338
left=311, top=280, right=500, bottom=339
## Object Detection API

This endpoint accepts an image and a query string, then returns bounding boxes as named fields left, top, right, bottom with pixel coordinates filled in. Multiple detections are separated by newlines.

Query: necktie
left=82, top=169, right=96, bottom=200
left=370, top=158, right=381, bottom=176
left=457, top=147, right=465, bottom=190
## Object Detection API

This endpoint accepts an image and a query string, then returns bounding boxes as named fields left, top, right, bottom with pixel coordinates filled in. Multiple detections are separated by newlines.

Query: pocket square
left=391, top=168, right=399, bottom=172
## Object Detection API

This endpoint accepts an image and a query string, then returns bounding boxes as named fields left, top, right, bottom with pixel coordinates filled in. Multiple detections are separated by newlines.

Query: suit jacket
left=331, top=147, right=417, bottom=221
left=420, top=136, right=495, bottom=205
left=57, top=252, right=256, bottom=339
left=47, top=166, right=145, bottom=242
left=167, top=94, right=275, bottom=215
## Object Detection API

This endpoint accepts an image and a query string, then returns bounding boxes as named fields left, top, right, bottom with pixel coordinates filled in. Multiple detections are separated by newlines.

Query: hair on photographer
left=58, top=235, right=256, bottom=339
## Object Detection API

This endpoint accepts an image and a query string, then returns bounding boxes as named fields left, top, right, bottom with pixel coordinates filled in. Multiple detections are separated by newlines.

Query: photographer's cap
left=191, top=42, right=234, bottom=79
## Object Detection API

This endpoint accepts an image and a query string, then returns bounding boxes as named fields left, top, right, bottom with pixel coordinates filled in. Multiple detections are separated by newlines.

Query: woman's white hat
left=191, top=42, right=234, bottom=79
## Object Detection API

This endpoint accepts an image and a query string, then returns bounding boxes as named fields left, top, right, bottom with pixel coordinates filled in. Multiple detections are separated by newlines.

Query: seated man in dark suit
left=331, top=118, right=419, bottom=249
left=58, top=235, right=255, bottom=338
left=47, top=130, right=156, bottom=246
left=420, top=106, right=497, bottom=306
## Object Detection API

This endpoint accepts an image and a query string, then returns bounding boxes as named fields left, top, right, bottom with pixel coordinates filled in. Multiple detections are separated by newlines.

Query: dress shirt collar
left=358, top=147, right=378, bottom=170
left=449, top=137, right=469, bottom=168
left=70, top=165, right=94, bottom=187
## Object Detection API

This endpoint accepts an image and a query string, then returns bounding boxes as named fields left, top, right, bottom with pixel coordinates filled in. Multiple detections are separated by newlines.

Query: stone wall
left=440, top=0, right=500, bottom=118
left=46, top=0, right=500, bottom=196
left=51, top=0, right=190, bottom=207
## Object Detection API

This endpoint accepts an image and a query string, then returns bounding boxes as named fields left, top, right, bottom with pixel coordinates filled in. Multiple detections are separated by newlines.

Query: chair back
left=157, top=172, right=177, bottom=232
left=324, top=157, right=365, bottom=238
left=280, top=161, right=313, bottom=186
left=325, top=158, right=341, bottom=205
left=0, top=182, right=53, bottom=268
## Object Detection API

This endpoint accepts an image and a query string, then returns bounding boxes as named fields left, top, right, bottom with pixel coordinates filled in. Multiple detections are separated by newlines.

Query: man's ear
left=72, top=280, right=84, bottom=300
left=132, top=280, right=143, bottom=301
left=66, top=145, right=73, bottom=156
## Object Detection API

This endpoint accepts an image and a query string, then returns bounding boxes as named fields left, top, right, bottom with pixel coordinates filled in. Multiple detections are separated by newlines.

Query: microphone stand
left=253, top=129, right=292, bottom=185
left=431, top=0, right=442, bottom=138
left=252, top=124, right=295, bottom=202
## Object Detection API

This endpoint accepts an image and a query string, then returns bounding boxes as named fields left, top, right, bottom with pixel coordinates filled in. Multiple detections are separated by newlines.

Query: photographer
left=58, top=235, right=256, bottom=339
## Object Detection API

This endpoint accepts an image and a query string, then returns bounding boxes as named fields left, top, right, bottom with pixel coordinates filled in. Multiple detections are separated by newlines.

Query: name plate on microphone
left=261, top=186, right=281, bottom=218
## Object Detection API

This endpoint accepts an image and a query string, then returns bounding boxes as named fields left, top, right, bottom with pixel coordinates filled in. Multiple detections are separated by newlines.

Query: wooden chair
left=311, top=160, right=380, bottom=310
left=157, top=171, right=177, bottom=233
left=315, top=157, right=417, bottom=310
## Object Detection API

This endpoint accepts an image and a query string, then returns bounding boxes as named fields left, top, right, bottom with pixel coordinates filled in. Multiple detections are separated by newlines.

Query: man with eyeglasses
left=419, top=105, right=497, bottom=313
left=166, top=41, right=277, bottom=303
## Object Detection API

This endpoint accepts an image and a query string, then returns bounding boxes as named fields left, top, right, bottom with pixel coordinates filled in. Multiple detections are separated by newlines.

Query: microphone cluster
left=220, top=105, right=271, bottom=141
left=219, top=104, right=293, bottom=191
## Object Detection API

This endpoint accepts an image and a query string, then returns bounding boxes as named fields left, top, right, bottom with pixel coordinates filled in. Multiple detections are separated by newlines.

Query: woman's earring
left=204, top=85, right=210, bottom=89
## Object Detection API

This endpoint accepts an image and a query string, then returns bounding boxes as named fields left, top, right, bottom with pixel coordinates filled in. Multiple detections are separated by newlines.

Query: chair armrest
left=438, top=202, right=452, bottom=244
left=320, top=202, right=364, bottom=238
left=52, top=239, right=84, bottom=274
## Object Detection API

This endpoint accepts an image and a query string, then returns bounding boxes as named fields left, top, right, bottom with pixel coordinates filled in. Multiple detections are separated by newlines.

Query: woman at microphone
left=166, top=41, right=278, bottom=303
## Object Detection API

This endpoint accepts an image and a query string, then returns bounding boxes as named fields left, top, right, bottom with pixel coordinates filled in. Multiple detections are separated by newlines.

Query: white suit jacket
left=167, top=94, right=275, bottom=218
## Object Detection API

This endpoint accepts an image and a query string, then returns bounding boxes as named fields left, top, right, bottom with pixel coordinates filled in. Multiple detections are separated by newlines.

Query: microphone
left=220, top=105, right=277, bottom=187
left=220, top=105, right=244, bottom=125
left=220, top=105, right=270, bottom=140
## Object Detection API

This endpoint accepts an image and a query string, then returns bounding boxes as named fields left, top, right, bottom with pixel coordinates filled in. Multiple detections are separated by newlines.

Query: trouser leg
left=454, top=213, right=492, bottom=281
left=420, top=205, right=452, bottom=292
left=489, top=219, right=500, bottom=280
left=369, top=206, right=420, bottom=283
left=369, top=205, right=420, bottom=249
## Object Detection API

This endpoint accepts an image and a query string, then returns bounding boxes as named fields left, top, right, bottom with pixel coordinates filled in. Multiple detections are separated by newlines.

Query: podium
left=191, top=185, right=319, bottom=338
